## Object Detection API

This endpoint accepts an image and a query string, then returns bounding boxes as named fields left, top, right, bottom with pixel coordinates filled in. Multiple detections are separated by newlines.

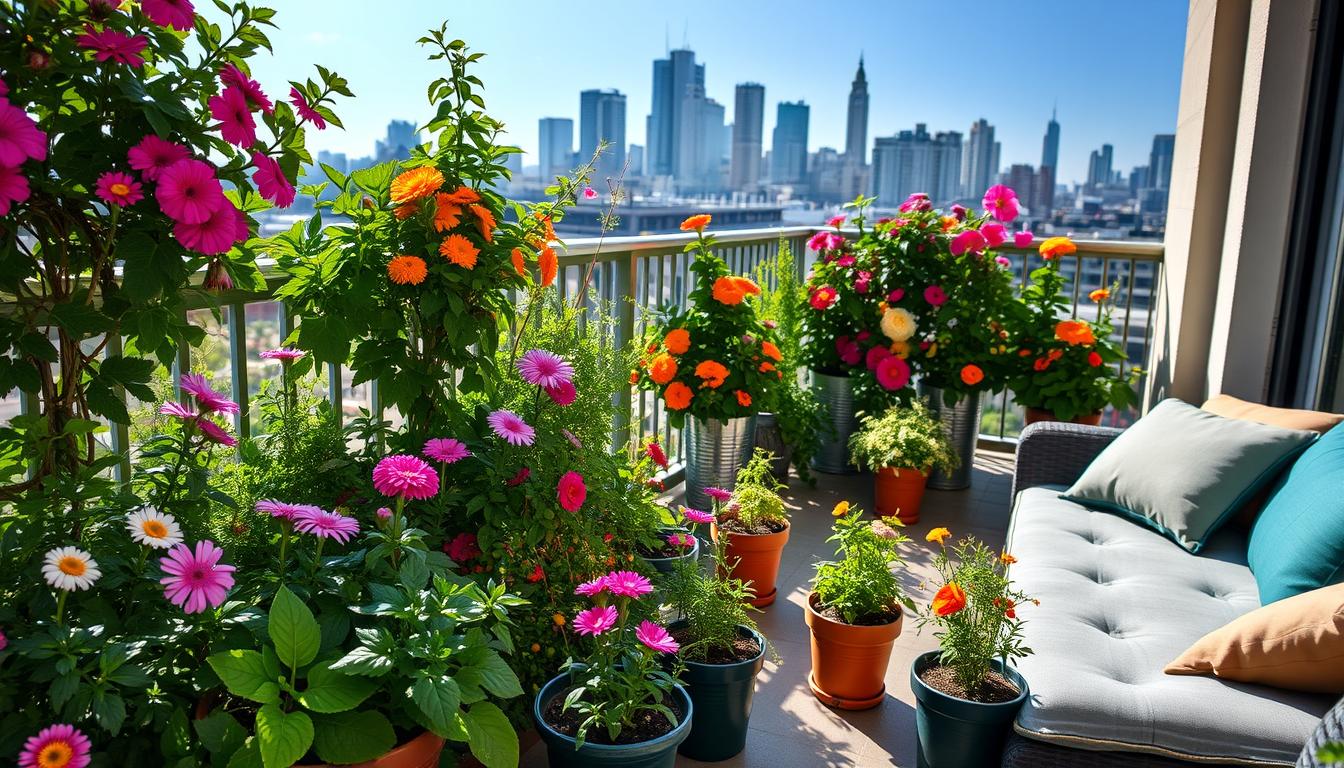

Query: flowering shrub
left=633, top=215, right=782, bottom=427
left=916, top=529, right=1034, bottom=696
left=812, top=501, right=914, bottom=625
left=848, top=399, right=958, bottom=474
left=799, top=202, right=886, bottom=384
left=1005, top=237, right=1141, bottom=420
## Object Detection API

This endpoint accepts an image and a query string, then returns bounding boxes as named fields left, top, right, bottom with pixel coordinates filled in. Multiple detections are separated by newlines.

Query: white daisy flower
left=125, top=508, right=184, bottom=550
left=41, top=546, right=102, bottom=591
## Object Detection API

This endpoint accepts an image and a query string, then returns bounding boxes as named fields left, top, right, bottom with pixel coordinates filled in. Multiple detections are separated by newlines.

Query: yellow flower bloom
left=926, top=527, right=951, bottom=545
left=1089, top=288, right=1110, bottom=302
left=880, top=307, right=916, bottom=343
left=831, top=500, right=851, bottom=517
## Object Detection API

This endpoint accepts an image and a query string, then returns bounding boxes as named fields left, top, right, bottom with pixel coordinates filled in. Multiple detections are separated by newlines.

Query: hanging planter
left=911, top=650, right=1028, bottom=768
left=534, top=671, right=693, bottom=768
left=669, top=622, right=766, bottom=762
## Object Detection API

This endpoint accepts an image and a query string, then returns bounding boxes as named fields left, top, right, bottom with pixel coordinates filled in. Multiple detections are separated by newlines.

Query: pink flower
left=175, top=203, right=247, bottom=255
left=635, top=620, right=680, bottom=654
left=290, top=86, right=326, bottom=129
left=507, top=466, right=531, bottom=486
left=220, top=64, right=272, bottom=114
left=203, top=258, right=234, bottom=292
left=487, top=409, right=535, bottom=446
left=0, top=164, right=31, bottom=216
left=158, top=401, right=194, bottom=420
left=604, top=570, right=653, bottom=598
left=373, top=454, right=440, bottom=500
left=159, top=540, right=235, bottom=614
left=857, top=330, right=871, bottom=342
left=141, top=0, right=195, bottom=30
left=837, top=255, right=856, bottom=268
left=575, top=576, right=607, bottom=597
left=809, top=286, right=838, bottom=310
left=259, top=348, right=305, bottom=361
left=517, top=349, right=574, bottom=388
left=950, top=203, right=968, bottom=221
left=646, top=442, right=669, bottom=469
left=871, top=519, right=900, bottom=539
left=293, top=507, right=360, bottom=544
left=835, top=335, right=861, bottom=366
left=979, top=221, right=1007, bottom=247
left=667, top=532, right=694, bottom=549
left=573, top=605, right=619, bottom=636
left=77, top=25, right=147, bottom=67
left=18, top=724, right=91, bottom=768
left=376, top=507, right=392, bottom=519
left=1013, top=230, right=1034, bottom=248
left=196, top=418, right=237, bottom=447
left=545, top=380, right=577, bottom=406
left=0, top=78, right=7, bottom=97
left=950, top=230, right=987, bottom=256
left=0, top=99, right=48, bottom=166
left=995, top=256, right=1012, bottom=267
left=180, top=373, right=239, bottom=415
left=424, top=437, right=470, bottom=464
left=0, top=629, right=5, bottom=651
left=156, top=159, right=226, bottom=224
left=983, top=184, right=1019, bottom=222
left=583, top=186, right=598, bottom=199
left=827, top=214, right=845, bottom=228
left=876, top=355, right=911, bottom=391
left=557, top=471, right=587, bottom=512
left=250, top=151, right=295, bottom=208
left=887, top=288, right=905, bottom=303
left=924, top=285, right=947, bottom=307
left=255, top=500, right=314, bottom=520
left=807, top=231, right=831, bottom=252
left=899, top=192, right=931, bottom=213
left=94, top=171, right=142, bottom=207
left=866, top=345, right=892, bottom=370
left=561, top=428, right=582, bottom=449
left=854, top=270, right=871, bottom=295
left=127, top=135, right=189, bottom=181
left=208, top=86, right=257, bottom=147
left=445, top=533, right=481, bottom=562
left=682, top=507, right=715, bottom=525
left=704, top=487, right=732, bottom=502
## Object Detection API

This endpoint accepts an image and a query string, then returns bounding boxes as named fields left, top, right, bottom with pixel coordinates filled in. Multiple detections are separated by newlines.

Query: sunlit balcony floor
left=521, top=450, right=1017, bottom=768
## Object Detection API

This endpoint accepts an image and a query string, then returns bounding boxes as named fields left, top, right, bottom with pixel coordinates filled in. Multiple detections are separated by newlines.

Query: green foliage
left=812, top=504, right=914, bottom=624
left=755, top=241, right=824, bottom=482
left=849, top=399, right=958, bottom=473
left=1319, top=741, right=1344, bottom=764
left=663, top=524, right=762, bottom=663
left=723, top=450, right=788, bottom=528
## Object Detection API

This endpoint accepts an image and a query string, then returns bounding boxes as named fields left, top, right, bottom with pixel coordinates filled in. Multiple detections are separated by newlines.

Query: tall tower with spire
left=845, top=56, right=869, bottom=164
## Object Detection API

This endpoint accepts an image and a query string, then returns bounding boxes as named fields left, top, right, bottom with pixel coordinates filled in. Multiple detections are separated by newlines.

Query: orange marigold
left=393, top=202, right=419, bottom=220
left=694, top=360, right=729, bottom=389
left=759, top=361, right=776, bottom=373
left=510, top=247, right=527, bottom=278
left=1089, top=287, right=1110, bottom=302
left=539, top=246, right=558, bottom=287
left=387, top=254, right=427, bottom=286
left=680, top=213, right=712, bottom=232
left=1038, top=236, right=1078, bottom=260
left=735, top=390, right=752, bottom=407
left=664, top=328, right=691, bottom=355
left=712, top=277, right=746, bottom=305
left=1055, top=319, right=1096, bottom=346
left=664, top=381, right=693, bottom=410
left=432, top=194, right=462, bottom=232
left=732, top=277, right=760, bottom=296
left=439, top=234, right=479, bottom=270
left=629, top=370, right=639, bottom=385
left=932, top=582, right=967, bottom=617
left=390, top=166, right=444, bottom=205
left=468, top=203, right=495, bottom=243
left=443, top=185, right=480, bottom=204
left=649, top=353, right=678, bottom=385
left=1000, top=552, right=1018, bottom=565
left=960, top=364, right=985, bottom=386
left=761, top=341, right=782, bottom=361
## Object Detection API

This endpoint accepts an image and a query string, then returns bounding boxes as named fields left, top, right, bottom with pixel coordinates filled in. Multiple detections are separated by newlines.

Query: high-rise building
left=375, top=120, right=419, bottom=163
left=770, top=101, right=809, bottom=184
left=627, top=144, right=645, bottom=177
left=1149, top=134, right=1175, bottom=191
left=730, top=83, right=765, bottom=191
left=677, top=86, right=726, bottom=190
left=538, top=117, right=574, bottom=180
left=1005, top=164, right=1036, bottom=207
left=646, top=49, right=703, bottom=178
left=316, top=150, right=348, bottom=175
left=579, top=89, right=626, bottom=180
left=845, top=57, right=869, bottom=164
left=1034, top=165, right=1055, bottom=215
left=1130, top=165, right=1150, bottom=196
left=960, top=118, right=997, bottom=198
left=871, top=124, right=962, bottom=204
left=1086, top=143, right=1114, bottom=190
left=1041, top=108, right=1060, bottom=172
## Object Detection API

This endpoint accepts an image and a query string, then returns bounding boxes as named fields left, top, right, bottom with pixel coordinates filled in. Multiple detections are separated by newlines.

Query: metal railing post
left=612, top=251, right=636, bottom=454
left=104, top=333, right=132, bottom=484
left=228, top=303, right=250, bottom=440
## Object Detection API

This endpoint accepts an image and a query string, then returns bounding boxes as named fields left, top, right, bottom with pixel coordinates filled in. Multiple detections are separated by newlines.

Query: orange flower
left=510, top=247, right=527, bottom=278
left=1088, top=350, right=1103, bottom=367
left=649, top=353, right=678, bottom=385
left=932, top=582, right=967, bottom=617
left=534, top=214, right=557, bottom=243
left=960, top=364, right=984, bottom=386
left=1000, top=552, right=1018, bottom=565
left=1089, top=287, right=1110, bottom=302
left=1017, top=348, right=1033, bottom=357
left=1038, top=236, right=1077, bottom=260
left=759, top=361, right=776, bottom=373
left=439, top=234, right=479, bottom=269
left=539, top=246, right=558, bottom=287
left=393, top=202, right=419, bottom=220
left=664, top=328, right=691, bottom=355
left=732, top=277, right=760, bottom=296
left=712, top=276, right=746, bottom=305
left=443, top=185, right=480, bottom=204
left=940, top=215, right=958, bottom=232
left=694, top=360, right=729, bottom=388
left=761, top=341, right=782, bottom=361
left=1054, top=319, right=1096, bottom=346
left=1033, top=357, right=1051, bottom=372
left=387, top=254, right=427, bottom=286
left=390, top=166, right=444, bottom=205
left=468, top=203, right=495, bottom=243
left=664, top=381, right=693, bottom=410
left=432, top=194, right=462, bottom=232
left=926, top=527, right=951, bottom=544
left=628, top=370, right=639, bottom=385
left=680, top=213, right=712, bottom=232
left=735, top=390, right=752, bottom=407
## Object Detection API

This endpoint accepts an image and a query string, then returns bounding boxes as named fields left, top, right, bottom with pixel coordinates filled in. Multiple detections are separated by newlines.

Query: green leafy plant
left=812, top=502, right=914, bottom=625
left=848, top=399, right=958, bottom=474
left=662, top=512, right=763, bottom=663
left=721, top=449, right=789, bottom=531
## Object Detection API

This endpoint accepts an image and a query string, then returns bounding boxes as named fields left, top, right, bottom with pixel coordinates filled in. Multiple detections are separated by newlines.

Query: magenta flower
left=924, top=285, right=947, bottom=307
left=865, top=345, right=892, bottom=371
left=603, top=570, right=654, bottom=598
left=372, top=454, right=440, bottom=500
left=250, top=151, right=295, bottom=208
left=208, top=86, right=257, bottom=147
left=0, top=78, right=7, bottom=97
left=127, top=135, right=190, bottom=181
left=18, top=724, right=91, bottom=768
left=950, top=203, right=968, bottom=221
left=487, top=409, right=535, bottom=446
left=517, top=349, right=574, bottom=389
left=0, top=99, right=48, bottom=167
left=0, top=165, right=30, bottom=216
left=557, top=470, right=587, bottom=512
left=837, top=255, right=857, bottom=268
left=704, top=487, right=732, bottom=503
left=158, top=401, right=194, bottom=420
left=667, top=532, right=694, bottom=549
left=995, top=256, right=1012, bottom=267
left=827, top=214, right=845, bottom=229
left=376, top=507, right=392, bottom=519
left=445, top=532, right=481, bottom=562
left=575, top=576, right=607, bottom=597
left=573, top=605, right=619, bottom=636
left=203, top=258, right=234, bottom=292
left=898, top=192, right=932, bottom=213
left=646, top=441, right=669, bottom=469
left=635, top=620, right=680, bottom=654
left=259, top=347, right=305, bottom=361
left=180, top=373, right=239, bottom=415
left=876, top=355, right=911, bottom=391
left=806, top=231, right=830, bottom=252
left=1013, top=230, right=1034, bottom=248
left=159, top=540, right=235, bottom=614
left=141, top=0, right=195, bottom=30
left=196, top=418, right=237, bottom=447
left=950, top=230, right=987, bottom=256
left=982, top=184, right=1020, bottom=222
left=546, top=380, right=577, bottom=406
left=854, top=270, right=871, bottom=295
left=835, top=336, right=861, bottom=366
left=979, top=221, right=1007, bottom=247
left=156, top=158, right=226, bottom=224
left=507, top=466, right=531, bottom=486
left=254, top=500, right=318, bottom=520
left=293, top=507, right=360, bottom=544
left=887, top=288, right=905, bottom=303
left=77, top=25, right=147, bottom=67
left=682, top=507, right=715, bottom=525
left=95, top=171, right=143, bottom=207
left=583, top=186, right=598, bottom=200
left=424, top=437, right=470, bottom=464
left=290, top=87, right=327, bottom=129
left=220, top=63, right=273, bottom=114
left=175, top=203, right=247, bottom=256
left=0, top=629, right=6, bottom=651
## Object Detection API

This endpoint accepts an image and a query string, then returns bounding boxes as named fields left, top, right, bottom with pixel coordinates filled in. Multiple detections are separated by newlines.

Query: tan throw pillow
left=1201, top=394, right=1343, bottom=434
left=1164, top=583, right=1344, bottom=693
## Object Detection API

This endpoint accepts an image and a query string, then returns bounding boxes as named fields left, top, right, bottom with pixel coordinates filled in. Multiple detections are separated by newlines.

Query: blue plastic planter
left=670, top=622, right=766, bottom=762
left=533, top=670, right=693, bottom=768
left=911, top=650, right=1028, bottom=768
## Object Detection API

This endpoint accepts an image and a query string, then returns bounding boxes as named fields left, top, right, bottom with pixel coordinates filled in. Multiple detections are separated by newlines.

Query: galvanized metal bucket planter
left=810, top=370, right=859, bottom=474
left=753, top=412, right=793, bottom=482
left=684, top=415, right=757, bottom=511
left=919, top=384, right=982, bottom=490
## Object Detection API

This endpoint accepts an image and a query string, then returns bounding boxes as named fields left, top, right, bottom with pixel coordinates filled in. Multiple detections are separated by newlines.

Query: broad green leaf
left=472, top=651, right=523, bottom=699
left=195, top=710, right=247, bottom=760
left=328, top=643, right=393, bottom=677
left=296, top=660, right=377, bottom=713
left=269, top=585, right=320, bottom=670
left=463, top=701, right=517, bottom=768
left=312, top=710, right=397, bottom=764
left=225, top=739, right=263, bottom=768
left=206, top=650, right=280, bottom=704
left=411, top=676, right=461, bottom=738
left=255, top=703, right=313, bottom=768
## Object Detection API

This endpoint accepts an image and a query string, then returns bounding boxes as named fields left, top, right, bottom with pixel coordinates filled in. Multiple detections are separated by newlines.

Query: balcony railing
left=13, top=226, right=1162, bottom=483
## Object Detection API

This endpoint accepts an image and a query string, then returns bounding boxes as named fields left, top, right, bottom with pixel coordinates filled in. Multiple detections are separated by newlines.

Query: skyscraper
left=677, top=85, right=726, bottom=190
left=627, top=144, right=645, bottom=177
left=871, top=124, right=962, bottom=204
left=960, top=118, right=997, bottom=198
left=375, top=120, right=419, bottom=162
left=1086, top=144, right=1114, bottom=190
left=845, top=57, right=868, bottom=164
left=646, top=49, right=703, bottom=178
left=579, top=89, right=626, bottom=180
left=1149, top=134, right=1175, bottom=190
left=1041, top=108, right=1060, bottom=172
left=770, top=101, right=809, bottom=184
left=730, top=83, right=765, bottom=191
left=538, top=117, right=574, bottom=180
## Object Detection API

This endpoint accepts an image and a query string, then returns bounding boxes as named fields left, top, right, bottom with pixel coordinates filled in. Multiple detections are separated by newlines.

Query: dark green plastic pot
left=640, top=526, right=700, bottom=574
left=910, top=650, right=1028, bottom=768
left=670, top=622, right=766, bottom=762
left=533, top=670, right=693, bottom=768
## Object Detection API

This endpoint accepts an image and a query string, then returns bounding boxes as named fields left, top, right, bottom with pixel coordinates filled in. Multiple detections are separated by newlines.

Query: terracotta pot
left=803, top=592, right=904, bottom=710
left=873, top=467, right=929, bottom=524
left=710, top=520, right=790, bottom=607
left=296, top=731, right=445, bottom=768
left=1024, top=407, right=1102, bottom=426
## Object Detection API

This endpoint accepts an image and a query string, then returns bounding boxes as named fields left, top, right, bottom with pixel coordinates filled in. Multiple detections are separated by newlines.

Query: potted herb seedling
left=848, top=400, right=958, bottom=524
left=711, top=450, right=791, bottom=607
left=804, top=502, right=914, bottom=709
left=911, top=529, right=1034, bottom=767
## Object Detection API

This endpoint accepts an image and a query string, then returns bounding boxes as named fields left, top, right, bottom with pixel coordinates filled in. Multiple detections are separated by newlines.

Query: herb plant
left=848, top=399, right=958, bottom=474
left=722, top=450, right=789, bottom=530
left=812, top=502, right=914, bottom=625
left=663, top=508, right=762, bottom=663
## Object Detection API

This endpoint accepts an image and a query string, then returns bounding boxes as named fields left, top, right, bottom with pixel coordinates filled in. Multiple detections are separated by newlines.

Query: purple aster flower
left=572, top=604, right=618, bottom=636
left=704, top=487, right=732, bottom=502
left=516, top=349, right=574, bottom=389
left=682, top=507, right=715, bottom=525
left=179, top=373, right=239, bottom=415
left=293, top=507, right=360, bottom=544
left=259, top=348, right=306, bottom=361
left=635, top=620, right=680, bottom=654
left=158, top=401, right=194, bottom=419
left=487, top=409, right=535, bottom=446
left=424, top=437, right=470, bottom=464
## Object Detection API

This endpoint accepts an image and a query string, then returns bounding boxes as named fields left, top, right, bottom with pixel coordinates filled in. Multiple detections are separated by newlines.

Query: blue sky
left=237, top=1, right=1188, bottom=186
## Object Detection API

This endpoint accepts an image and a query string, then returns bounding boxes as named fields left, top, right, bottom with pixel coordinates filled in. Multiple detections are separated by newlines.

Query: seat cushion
left=1007, top=487, right=1335, bottom=765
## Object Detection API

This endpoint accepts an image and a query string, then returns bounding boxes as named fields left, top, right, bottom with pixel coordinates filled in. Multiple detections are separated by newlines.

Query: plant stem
left=54, top=590, right=68, bottom=625
left=277, top=523, right=291, bottom=582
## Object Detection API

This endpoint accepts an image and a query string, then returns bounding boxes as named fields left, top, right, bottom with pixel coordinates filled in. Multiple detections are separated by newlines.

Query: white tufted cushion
left=1006, top=487, right=1335, bottom=766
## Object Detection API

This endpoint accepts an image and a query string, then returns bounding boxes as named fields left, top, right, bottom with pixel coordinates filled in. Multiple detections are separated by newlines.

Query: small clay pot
left=1024, top=407, right=1103, bottom=426
left=803, top=592, right=904, bottom=710
left=711, top=520, right=790, bottom=607
left=873, top=466, right=929, bottom=524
